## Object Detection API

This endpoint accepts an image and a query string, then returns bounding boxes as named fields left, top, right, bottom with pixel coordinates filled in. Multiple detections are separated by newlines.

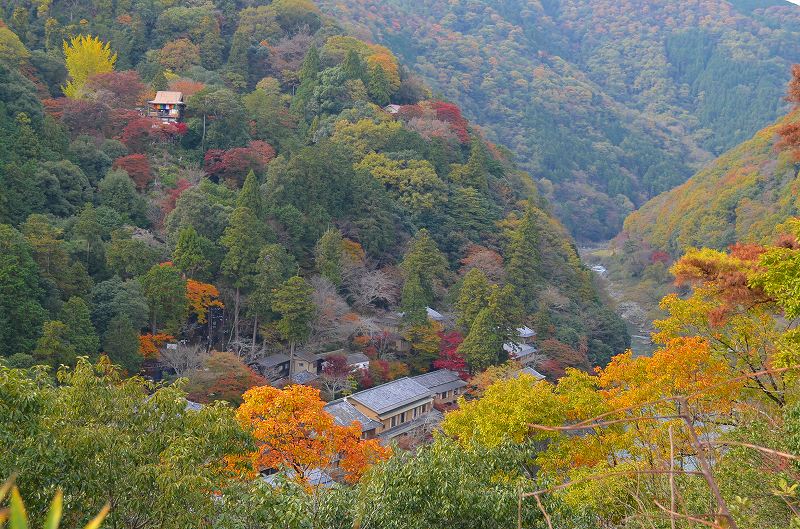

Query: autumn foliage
left=186, top=351, right=266, bottom=406
left=235, top=384, right=391, bottom=486
left=113, top=154, right=152, bottom=190
left=138, top=333, right=174, bottom=359
left=203, top=140, right=276, bottom=187
left=186, top=279, right=224, bottom=324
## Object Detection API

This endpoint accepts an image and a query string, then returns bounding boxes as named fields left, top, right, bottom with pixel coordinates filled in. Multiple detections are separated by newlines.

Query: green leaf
left=43, top=490, right=63, bottom=529
left=9, top=487, right=29, bottom=529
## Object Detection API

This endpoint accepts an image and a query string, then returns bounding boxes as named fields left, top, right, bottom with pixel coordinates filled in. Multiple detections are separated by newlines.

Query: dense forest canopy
left=317, top=0, right=800, bottom=240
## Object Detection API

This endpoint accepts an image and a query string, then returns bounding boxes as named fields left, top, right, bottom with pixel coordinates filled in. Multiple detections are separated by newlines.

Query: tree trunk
left=232, top=286, right=240, bottom=349
left=251, top=315, right=258, bottom=356
left=289, top=340, right=295, bottom=379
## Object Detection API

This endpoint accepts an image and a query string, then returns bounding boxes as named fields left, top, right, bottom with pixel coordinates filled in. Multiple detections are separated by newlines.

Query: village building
left=516, top=366, right=546, bottom=381
left=502, top=341, right=539, bottom=366
left=324, top=398, right=383, bottom=440
left=341, top=377, right=441, bottom=442
left=147, top=91, right=186, bottom=123
left=411, top=369, right=467, bottom=406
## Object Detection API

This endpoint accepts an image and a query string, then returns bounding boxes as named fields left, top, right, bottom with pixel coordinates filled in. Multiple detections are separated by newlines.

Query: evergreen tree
left=151, top=68, right=168, bottom=91
left=341, top=50, right=366, bottom=81
left=59, top=296, right=99, bottom=357
left=400, top=229, right=447, bottom=324
left=272, top=275, right=314, bottom=375
left=455, top=268, right=491, bottom=332
left=173, top=226, right=211, bottom=280
left=103, top=315, right=142, bottom=373
left=248, top=244, right=297, bottom=350
left=457, top=308, right=497, bottom=372
left=400, top=273, right=429, bottom=326
left=314, top=228, right=344, bottom=286
left=0, top=224, right=46, bottom=357
left=368, top=64, right=392, bottom=106
left=198, top=15, right=224, bottom=70
left=33, top=320, right=76, bottom=367
left=139, top=263, right=187, bottom=334
left=463, top=138, right=489, bottom=191
left=220, top=206, right=264, bottom=344
left=292, top=45, right=320, bottom=116
left=237, top=171, right=263, bottom=219
left=226, top=30, right=250, bottom=86
left=505, top=203, right=540, bottom=310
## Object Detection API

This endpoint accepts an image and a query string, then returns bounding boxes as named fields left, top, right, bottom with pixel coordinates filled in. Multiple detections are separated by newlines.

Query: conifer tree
left=505, top=203, right=540, bottom=310
left=103, top=315, right=142, bottom=373
left=139, top=263, right=187, bottom=334
left=237, top=171, right=263, bottom=218
left=248, top=244, right=297, bottom=350
left=455, top=268, right=491, bottom=332
left=198, top=15, right=224, bottom=70
left=272, top=275, right=314, bottom=375
left=463, top=138, right=488, bottom=190
left=59, top=296, right=100, bottom=357
left=341, top=49, right=366, bottom=81
left=226, top=30, right=250, bottom=86
left=400, top=272, right=429, bottom=325
left=33, top=320, right=76, bottom=367
left=220, top=206, right=264, bottom=344
left=400, top=229, right=447, bottom=324
left=314, top=228, right=344, bottom=286
left=368, top=64, right=392, bottom=106
left=292, top=45, right=320, bottom=115
left=173, top=226, right=211, bottom=280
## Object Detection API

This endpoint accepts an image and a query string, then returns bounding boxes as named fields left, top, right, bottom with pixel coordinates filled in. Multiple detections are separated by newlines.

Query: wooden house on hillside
left=147, top=91, right=185, bottom=123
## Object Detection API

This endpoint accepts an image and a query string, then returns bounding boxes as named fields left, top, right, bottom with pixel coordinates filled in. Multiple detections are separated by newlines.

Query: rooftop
left=412, top=369, right=467, bottom=393
left=503, top=342, right=538, bottom=358
left=254, top=353, right=290, bottom=370
left=346, top=352, right=370, bottom=365
left=324, top=399, right=382, bottom=432
left=149, top=91, right=185, bottom=105
left=349, top=377, right=432, bottom=415
left=516, top=366, right=546, bottom=381
left=517, top=326, right=536, bottom=338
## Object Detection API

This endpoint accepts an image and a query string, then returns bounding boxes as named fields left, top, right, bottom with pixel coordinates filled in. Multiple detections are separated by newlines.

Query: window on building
left=391, top=416, right=397, bottom=428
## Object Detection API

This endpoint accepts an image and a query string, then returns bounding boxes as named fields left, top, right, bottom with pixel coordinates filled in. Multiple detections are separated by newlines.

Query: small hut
left=147, top=91, right=186, bottom=123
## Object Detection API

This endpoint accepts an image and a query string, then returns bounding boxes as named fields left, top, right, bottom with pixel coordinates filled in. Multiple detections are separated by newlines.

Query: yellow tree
left=62, top=35, right=116, bottom=98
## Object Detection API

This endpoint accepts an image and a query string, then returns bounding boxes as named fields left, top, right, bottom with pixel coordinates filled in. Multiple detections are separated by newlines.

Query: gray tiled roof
left=517, top=367, right=546, bottom=380
left=349, top=377, right=432, bottom=415
left=255, top=353, right=290, bottom=369
left=290, top=371, right=319, bottom=384
left=324, top=399, right=382, bottom=432
left=346, top=352, right=370, bottom=365
left=412, top=369, right=467, bottom=393
left=503, top=342, right=537, bottom=358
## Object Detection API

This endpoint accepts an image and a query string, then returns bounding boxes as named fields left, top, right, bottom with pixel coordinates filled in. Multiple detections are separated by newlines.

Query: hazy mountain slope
left=317, top=0, right=800, bottom=240
left=621, top=111, right=800, bottom=256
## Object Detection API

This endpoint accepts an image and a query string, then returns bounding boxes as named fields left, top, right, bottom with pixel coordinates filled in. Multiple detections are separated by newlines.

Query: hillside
left=0, top=0, right=628, bottom=386
left=621, top=111, right=800, bottom=257
left=317, top=0, right=800, bottom=240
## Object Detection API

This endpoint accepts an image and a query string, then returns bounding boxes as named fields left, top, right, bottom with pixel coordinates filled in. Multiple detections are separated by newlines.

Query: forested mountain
left=621, top=62, right=800, bottom=261
left=621, top=111, right=800, bottom=258
left=0, top=0, right=627, bottom=388
left=317, top=0, right=800, bottom=240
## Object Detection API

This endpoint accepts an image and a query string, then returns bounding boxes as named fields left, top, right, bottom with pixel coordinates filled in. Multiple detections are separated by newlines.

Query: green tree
left=59, top=296, right=99, bottom=357
left=237, top=170, right=264, bottom=219
left=0, top=224, right=46, bottom=357
left=33, top=320, right=76, bottom=367
left=226, top=30, right=250, bottom=86
left=0, top=358, right=250, bottom=529
left=221, top=206, right=264, bottom=344
left=139, top=263, right=187, bottom=333
left=106, top=230, right=161, bottom=279
left=458, top=285, right=522, bottom=372
left=505, top=204, right=540, bottom=310
left=341, top=49, right=366, bottom=81
left=314, top=228, right=344, bottom=286
left=248, top=244, right=297, bottom=350
left=103, top=315, right=142, bottom=373
left=91, top=277, right=149, bottom=338
left=400, top=229, right=447, bottom=324
left=292, top=44, right=319, bottom=116
left=272, top=276, right=314, bottom=376
left=97, top=168, right=147, bottom=225
left=367, top=64, right=391, bottom=106
left=172, top=226, right=211, bottom=280
left=462, top=138, right=488, bottom=191
left=455, top=268, right=491, bottom=332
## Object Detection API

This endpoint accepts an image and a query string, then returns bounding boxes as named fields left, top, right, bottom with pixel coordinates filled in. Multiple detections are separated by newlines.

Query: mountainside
left=0, top=0, right=628, bottom=381
left=621, top=110, right=800, bottom=257
left=317, top=0, right=800, bottom=240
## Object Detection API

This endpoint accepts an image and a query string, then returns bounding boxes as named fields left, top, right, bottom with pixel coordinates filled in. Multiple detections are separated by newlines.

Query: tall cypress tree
left=455, top=268, right=491, bottom=332
left=59, top=296, right=100, bottom=357
left=172, top=226, right=211, bottom=280
left=368, top=64, right=392, bottom=106
left=341, top=49, right=366, bottom=82
left=505, top=203, right=540, bottom=310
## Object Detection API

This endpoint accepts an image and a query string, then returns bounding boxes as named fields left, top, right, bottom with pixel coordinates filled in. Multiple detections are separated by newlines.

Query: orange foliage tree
left=186, top=279, right=224, bottom=324
left=235, top=384, right=391, bottom=486
left=138, top=333, right=174, bottom=359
